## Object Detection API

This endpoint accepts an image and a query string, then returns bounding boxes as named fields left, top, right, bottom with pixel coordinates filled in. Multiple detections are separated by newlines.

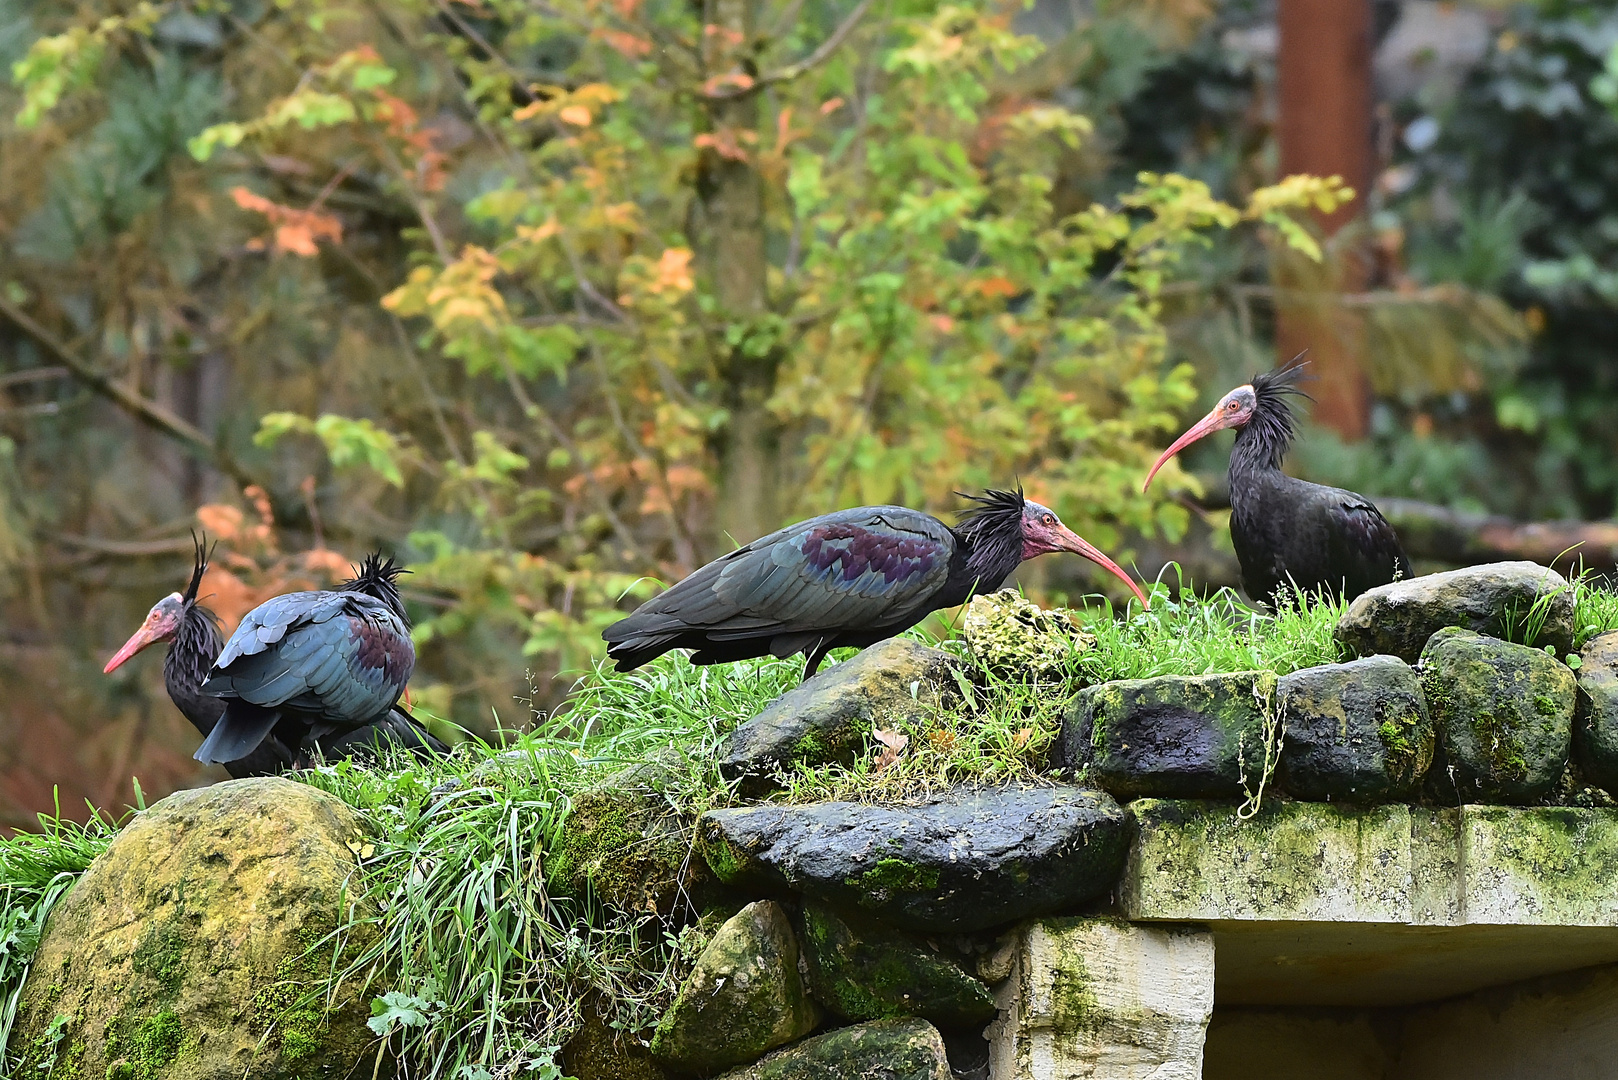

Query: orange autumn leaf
left=929, top=313, right=956, bottom=333
left=702, top=71, right=755, bottom=97
left=694, top=129, right=754, bottom=162
left=597, top=29, right=652, bottom=57
left=971, top=275, right=1019, bottom=298
left=231, top=187, right=342, bottom=257
left=873, top=727, right=909, bottom=771
left=651, top=247, right=694, bottom=294
left=559, top=105, right=592, bottom=127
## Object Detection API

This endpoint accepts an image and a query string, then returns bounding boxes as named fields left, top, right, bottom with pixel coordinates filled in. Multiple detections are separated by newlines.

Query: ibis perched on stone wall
left=604, top=487, right=1149, bottom=678
left=1144, top=362, right=1412, bottom=606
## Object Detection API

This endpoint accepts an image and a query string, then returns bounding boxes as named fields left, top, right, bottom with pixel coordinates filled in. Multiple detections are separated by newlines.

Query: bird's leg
left=801, top=637, right=832, bottom=682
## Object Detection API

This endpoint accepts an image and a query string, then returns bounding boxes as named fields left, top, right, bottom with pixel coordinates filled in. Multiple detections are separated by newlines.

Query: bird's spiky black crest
left=342, top=552, right=411, bottom=623
left=183, top=531, right=215, bottom=605
left=1239, top=356, right=1313, bottom=472
left=955, top=487, right=1027, bottom=577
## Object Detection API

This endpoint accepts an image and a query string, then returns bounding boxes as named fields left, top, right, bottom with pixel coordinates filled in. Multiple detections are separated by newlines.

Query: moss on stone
left=129, top=922, right=188, bottom=1001
left=549, top=785, right=707, bottom=916
left=1037, top=920, right=1099, bottom=1033
left=850, top=858, right=939, bottom=896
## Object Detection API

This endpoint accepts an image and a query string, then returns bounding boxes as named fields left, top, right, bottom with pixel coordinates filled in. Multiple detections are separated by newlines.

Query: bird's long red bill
left=1053, top=525, right=1150, bottom=609
left=104, top=626, right=161, bottom=673
left=1143, top=407, right=1236, bottom=491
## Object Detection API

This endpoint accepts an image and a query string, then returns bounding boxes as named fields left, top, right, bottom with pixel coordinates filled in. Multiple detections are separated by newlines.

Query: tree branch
left=705, top=0, right=875, bottom=99
left=0, top=295, right=268, bottom=498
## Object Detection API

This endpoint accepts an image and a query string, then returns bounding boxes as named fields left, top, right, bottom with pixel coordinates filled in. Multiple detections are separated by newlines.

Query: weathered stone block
left=717, top=638, right=961, bottom=792
left=1575, top=630, right=1618, bottom=796
left=1420, top=627, right=1575, bottom=804
left=798, top=898, right=996, bottom=1027
left=1123, top=799, right=1414, bottom=923
left=650, top=901, right=820, bottom=1074
left=699, top=785, right=1128, bottom=933
left=1335, top=560, right=1574, bottom=662
left=1056, top=671, right=1277, bottom=800
left=961, top=589, right=1093, bottom=677
left=12, top=777, right=377, bottom=1080
left=712, top=1017, right=950, bottom=1080
left=1449, top=805, right=1618, bottom=926
left=1277, top=655, right=1434, bottom=803
left=987, top=918, right=1214, bottom=1080
left=547, top=781, right=711, bottom=917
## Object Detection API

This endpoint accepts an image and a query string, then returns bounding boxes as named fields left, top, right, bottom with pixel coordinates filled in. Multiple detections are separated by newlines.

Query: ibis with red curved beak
left=604, top=487, right=1149, bottom=679
left=1143, top=362, right=1411, bottom=606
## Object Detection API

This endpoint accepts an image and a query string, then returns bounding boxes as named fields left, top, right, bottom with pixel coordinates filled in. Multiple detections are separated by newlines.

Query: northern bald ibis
left=1143, top=362, right=1412, bottom=606
left=108, top=542, right=445, bottom=769
left=603, top=487, right=1149, bottom=678
left=192, top=552, right=432, bottom=766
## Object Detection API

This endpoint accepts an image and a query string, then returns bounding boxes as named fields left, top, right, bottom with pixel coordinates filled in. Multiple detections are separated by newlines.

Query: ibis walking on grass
left=603, top=487, right=1149, bottom=679
left=1143, top=361, right=1412, bottom=606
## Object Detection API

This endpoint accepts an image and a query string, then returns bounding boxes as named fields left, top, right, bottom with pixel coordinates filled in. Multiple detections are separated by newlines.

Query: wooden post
left=1276, top=0, right=1375, bottom=439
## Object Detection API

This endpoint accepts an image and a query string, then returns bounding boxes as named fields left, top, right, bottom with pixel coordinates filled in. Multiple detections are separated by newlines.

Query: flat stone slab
left=1125, top=799, right=1618, bottom=928
left=716, top=638, right=961, bottom=792
left=713, top=1017, right=950, bottom=1080
left=699, top=785, right=1128, bottom=933
left=1335, top=560, right=1574, bottom=663
left=1057, top=671, right=1277, bottom=800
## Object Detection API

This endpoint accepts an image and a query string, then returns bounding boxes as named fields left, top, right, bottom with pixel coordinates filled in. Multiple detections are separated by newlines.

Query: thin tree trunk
left=1276, top=0, right=1375, bottom=439
left=696, top=0, right=779, bottom=550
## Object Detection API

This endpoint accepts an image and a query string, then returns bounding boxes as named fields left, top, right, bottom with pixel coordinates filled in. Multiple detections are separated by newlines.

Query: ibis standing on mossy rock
left=603, top=487, right=1149, bottom=679
left=190, top=552, right=441, bottom=767
left=1143, top=361, right=1412, bottom=606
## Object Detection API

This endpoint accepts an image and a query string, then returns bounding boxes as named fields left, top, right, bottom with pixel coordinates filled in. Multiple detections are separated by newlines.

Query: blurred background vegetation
left=1, top=0, right=1615, bottom=824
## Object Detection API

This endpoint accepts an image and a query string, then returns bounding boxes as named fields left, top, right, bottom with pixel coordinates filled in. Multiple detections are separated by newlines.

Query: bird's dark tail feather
left=315, top=710, right=448, bottom=763
left=194, top=701, right=283, bottom=765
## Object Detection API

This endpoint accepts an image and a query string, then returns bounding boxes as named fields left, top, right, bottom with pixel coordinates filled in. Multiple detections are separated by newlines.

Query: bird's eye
left=1227, top=400, right=1240, bottom=411
left=1042, top=514, right=1055, bottom=526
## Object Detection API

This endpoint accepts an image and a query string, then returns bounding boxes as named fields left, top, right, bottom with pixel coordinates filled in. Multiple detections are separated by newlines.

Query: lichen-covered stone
left=700, top=785, right=1128, bottom=933
left=649, top=901, right=819, bottom=1074
left=712, top=1017, right=951, bottom=1080
left=1445, top=805, right=1618, bottom=926
left=1335, top=560, right=1574, bottom=663
left=12, top=777, right=378, bottom=1080
left=1055, top=671, right=1278, bottom=800
left=717, top=638, right=961, bottom=793
left=988, top=918, right=1213, bottom=1080
left=961, top=589, right=1094, bottom=677
left=546, top=780, right=711, bottom=917
left=1122, top=799, right=1415, bottom=923
left=1277, top=655, right=1434, bottom=803
left=1575, top=630, right=1618, bottom=796
left=799, top=898, right=996, bottom=1027
left=1420, top=627, right=1575, bottom=804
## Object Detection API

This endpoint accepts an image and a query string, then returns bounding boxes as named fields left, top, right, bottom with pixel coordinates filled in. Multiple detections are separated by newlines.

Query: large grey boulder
left=1420, top=627, right=1576, bottom=804
left=1277, top=655, right=1434, bottom=803
left=1335, top=561, right=1573, bottom=662
left=1055, top=672, right=1277, bottom=800
left=12, top=778, right=377, bottom=1080
left=799, top=898, right=996, bottom=1027
left=650, top=901, right=819, bottom=1074
left=717, top=638, right=961, bottom=793
left=712, top=1017, right=951, bottom=1080
left=700, top=785, right=1128, bottom=933
left=1575, top=630, right=1618, bottom=795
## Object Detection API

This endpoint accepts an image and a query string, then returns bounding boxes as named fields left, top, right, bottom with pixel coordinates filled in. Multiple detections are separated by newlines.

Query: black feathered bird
left=107, top=542, right=445, bottom=770
left=192, top=553, right=434, bottom=766
left=104, top=534, right=291, bottom=777
left=603, top=488, right=1149, bottom=678
left=1143, top=361, right=1412, bottom=605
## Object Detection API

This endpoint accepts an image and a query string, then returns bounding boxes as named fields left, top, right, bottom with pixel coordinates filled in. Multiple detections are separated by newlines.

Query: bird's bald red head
left=1019, top=501, right=1150, bottom=608
left=1143, top=384, right=1258, bottom=490
left=104, top=593, right=185, bottom=673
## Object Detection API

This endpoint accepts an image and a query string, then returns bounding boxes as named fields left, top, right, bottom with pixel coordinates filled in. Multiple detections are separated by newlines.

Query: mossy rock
left=960, top=589, right=1094, bottom=677
left=12, top=777, right=379, bottom=1080
left=559, top=998, right=669, bottom=1080
left=1056, top=671, right=1277, bottom=800
left=798, top=899, right=996, bottom=1027
left=1336, top=561, right=1574, bottom=663
left=1420, top=627, right=1576, bottom=804
left=650, top=901, right=820, bottom=1075
left=547, top=779, right=714, bottom=917
left=716, top=638, right=961, bottom=794
left=1277, top=655, right=1434, bottom=803
left=1575, top=631, right=1618, bottom=797
left=711, top=1017, right=950, bottom=1080
left=700, top=785, right=1128, bottom=933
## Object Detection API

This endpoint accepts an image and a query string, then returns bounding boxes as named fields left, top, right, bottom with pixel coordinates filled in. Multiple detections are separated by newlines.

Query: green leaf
left=368, top=991, right=432, bottom=1037
left=312, top=415, right=405, bottom=486
left=503, top=324, right=580, bottom=379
